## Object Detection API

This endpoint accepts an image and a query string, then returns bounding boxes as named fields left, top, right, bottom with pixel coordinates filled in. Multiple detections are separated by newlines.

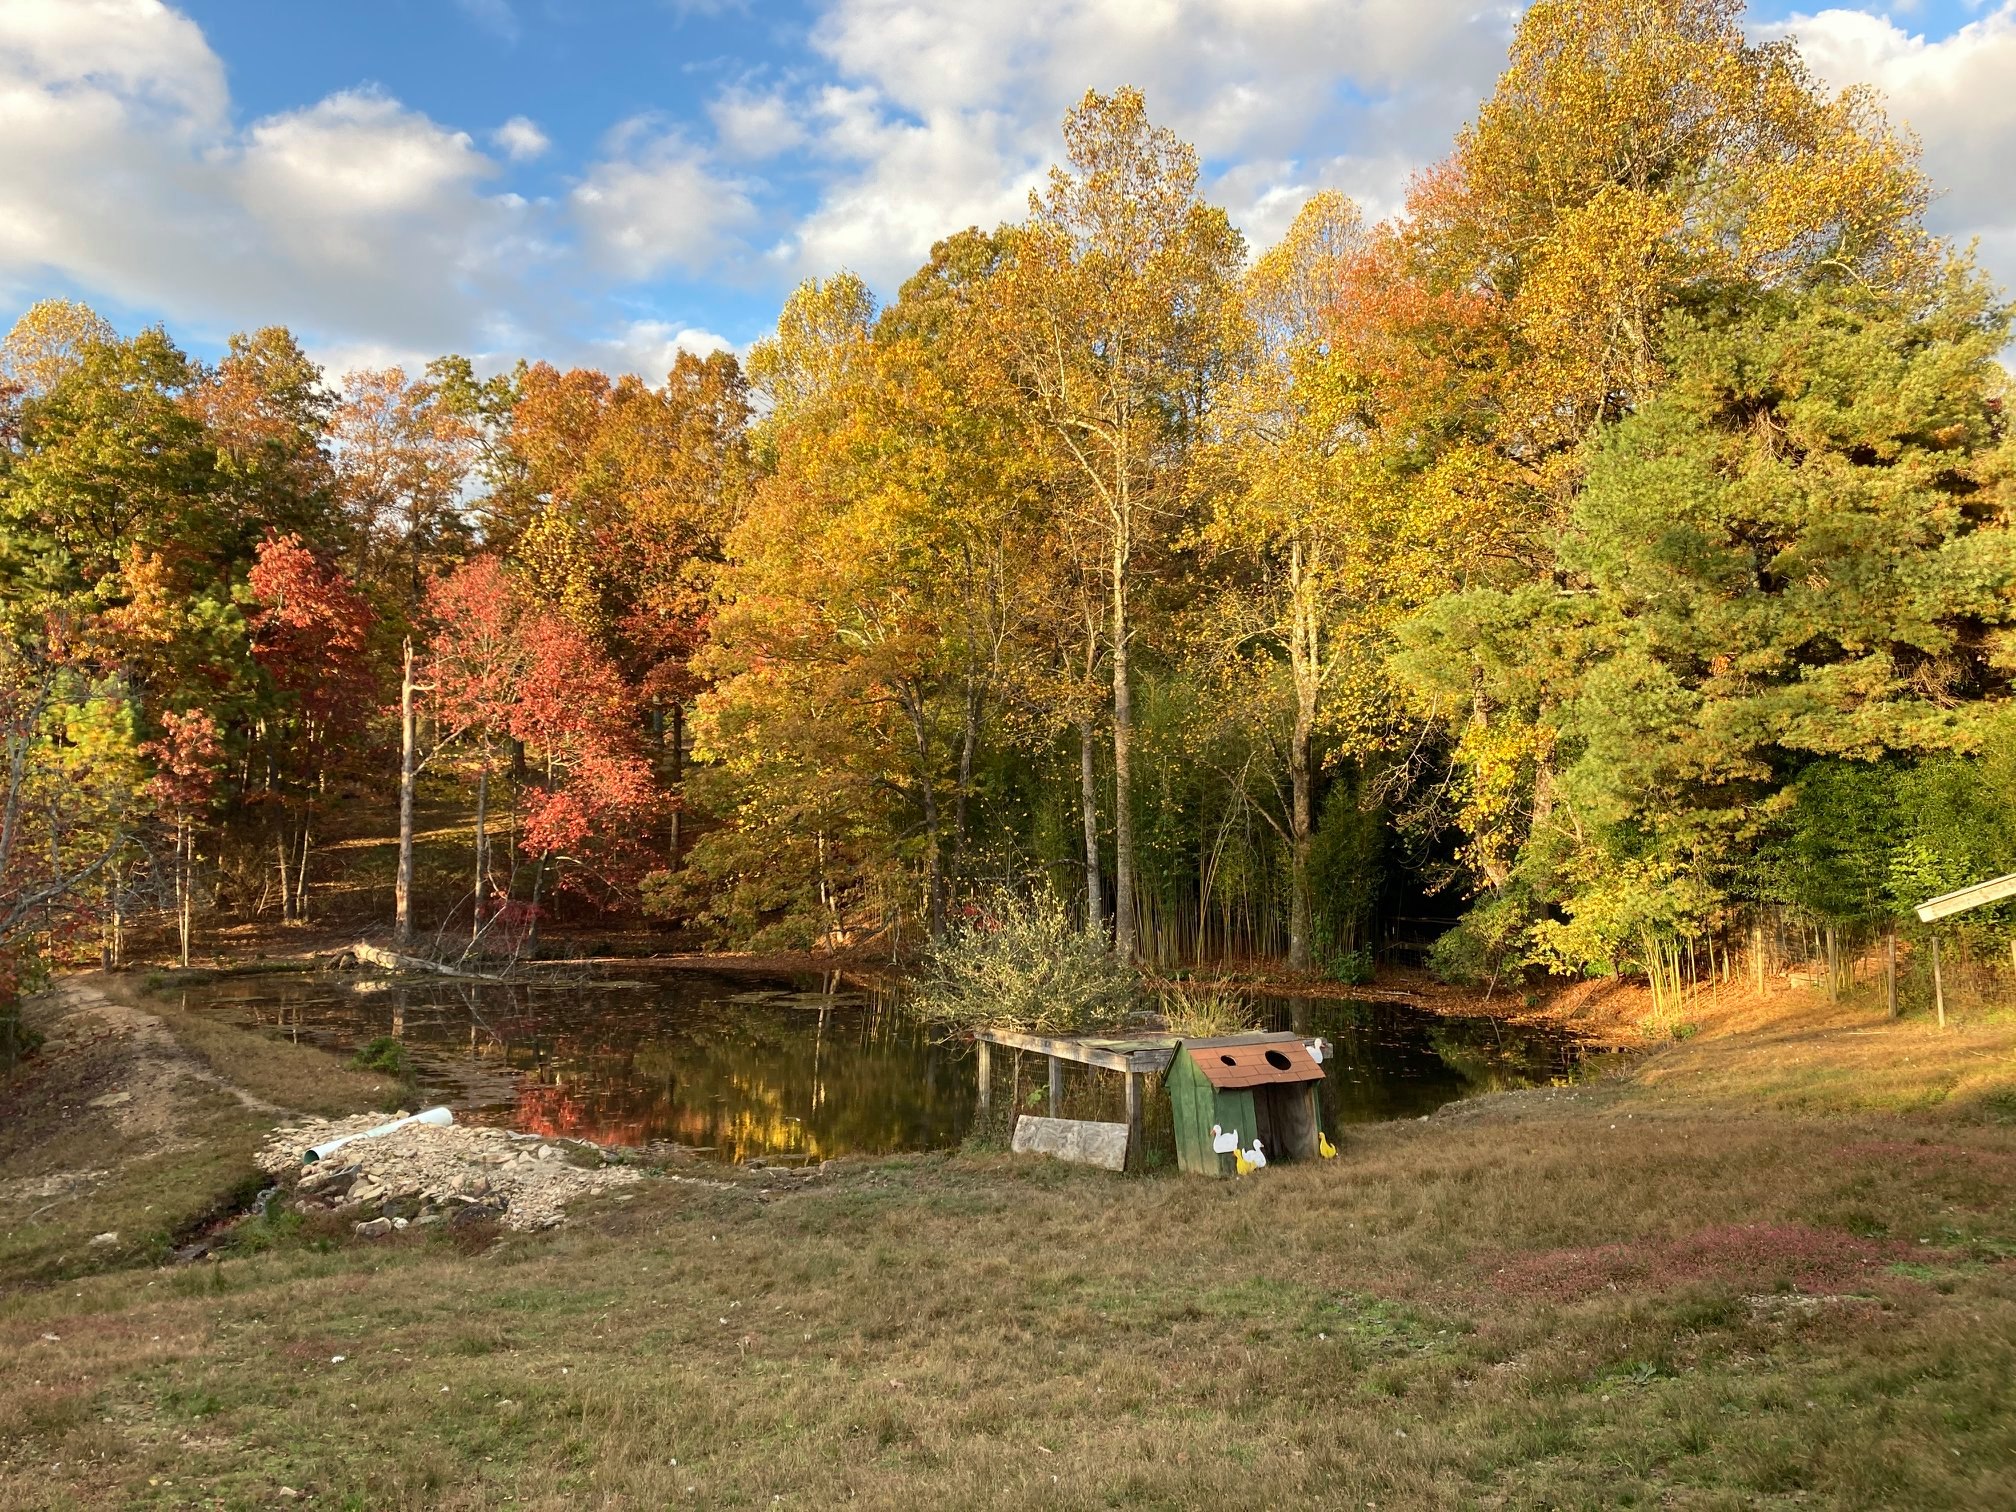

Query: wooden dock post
left=1123, top=1071, right=1142, bottom=1170
left=1048, top=1056, right=1064, bottom=1114
left=976, top=1038, right=992, bottom=1122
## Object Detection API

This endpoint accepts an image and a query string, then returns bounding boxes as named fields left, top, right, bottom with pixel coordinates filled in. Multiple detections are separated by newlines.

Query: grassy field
left=3, top=977, right=2015, bottom=1509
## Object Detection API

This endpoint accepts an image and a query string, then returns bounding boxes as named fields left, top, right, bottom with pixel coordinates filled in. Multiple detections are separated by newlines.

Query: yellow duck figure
left=1233, top=1147, right=1254, bottom=1176
left=1318, top=1132, right=1337, bottom=1160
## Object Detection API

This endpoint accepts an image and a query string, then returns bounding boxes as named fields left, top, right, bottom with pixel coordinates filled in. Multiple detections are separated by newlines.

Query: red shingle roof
left=1183, top=1040, right=1325, bottom=1089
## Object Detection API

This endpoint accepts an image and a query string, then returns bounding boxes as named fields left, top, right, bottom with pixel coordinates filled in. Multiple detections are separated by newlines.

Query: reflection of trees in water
left=186, top=975, right=1580, bottom=1160
left=260, top=976, right=966, bottom=1160
left=1253, top=994, right=1579, bottom=1125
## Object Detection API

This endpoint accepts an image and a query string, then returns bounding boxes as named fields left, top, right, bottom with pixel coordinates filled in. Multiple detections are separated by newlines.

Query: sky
left=2, top=0, right=2012, bottom=381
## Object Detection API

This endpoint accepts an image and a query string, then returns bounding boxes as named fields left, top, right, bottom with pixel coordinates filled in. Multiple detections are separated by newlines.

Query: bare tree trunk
left=294, top=823, right=311, bottom=922
left=1077, top=717, right=1105, bottom=934
left=110, top=859, right=123, bottom=970
left=1110, top=537, right=1136, bottom=959
left=1288, top=726, right=1313, bottom=973
left=275, top=833, right=293, bottom=925
left=471, top=759, right=489, bottom=944
left=905, top=687, right=944, bottom=939
left=395, top=637, right=417, bottom=945
left=176, top=820, right=193, bottom=968
left=951, top=680, right=980, bottom=901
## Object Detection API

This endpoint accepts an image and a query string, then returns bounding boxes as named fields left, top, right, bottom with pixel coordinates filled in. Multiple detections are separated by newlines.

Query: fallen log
left=344, top=942, right=504, bottom=983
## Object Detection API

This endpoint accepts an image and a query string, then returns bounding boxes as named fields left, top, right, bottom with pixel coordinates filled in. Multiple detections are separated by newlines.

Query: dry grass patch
left=5, top=977, right=2016, bottom=1506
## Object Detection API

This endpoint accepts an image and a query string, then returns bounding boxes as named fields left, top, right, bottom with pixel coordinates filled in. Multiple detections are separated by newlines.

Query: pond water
left=172, top=971, right=1609, bottom=1164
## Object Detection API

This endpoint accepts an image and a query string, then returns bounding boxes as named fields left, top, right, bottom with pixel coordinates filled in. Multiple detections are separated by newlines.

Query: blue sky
left=3, top=0, right=2011, bottom=380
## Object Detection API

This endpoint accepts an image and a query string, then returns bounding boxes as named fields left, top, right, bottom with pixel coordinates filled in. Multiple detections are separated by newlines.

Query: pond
left=171, top=971, right=1611, bottom=1164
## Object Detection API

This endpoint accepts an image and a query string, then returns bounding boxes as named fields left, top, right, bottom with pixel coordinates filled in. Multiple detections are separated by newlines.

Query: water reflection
left=1251, top=994, right=1602, bottom=1125
left=176, top=973, right=1604, bottom=1162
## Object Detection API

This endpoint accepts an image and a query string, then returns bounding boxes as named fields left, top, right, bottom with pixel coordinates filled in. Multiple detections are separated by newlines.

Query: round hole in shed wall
left=1219, top=1054, right=1238, bottom=1066
left=1264, top=1049, right=1293, bottom=1070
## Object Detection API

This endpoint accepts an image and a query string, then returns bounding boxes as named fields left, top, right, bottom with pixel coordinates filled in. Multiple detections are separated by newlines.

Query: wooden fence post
left=1931, top=933, right=1946, bottom=1029
left=1048, top=1056, right=1063, bottom=1114
left=976, top=1038, right=991, bottom=1123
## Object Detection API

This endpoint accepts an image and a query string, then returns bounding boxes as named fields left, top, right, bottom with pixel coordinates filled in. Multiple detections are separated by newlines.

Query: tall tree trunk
left=295, top=823, right=311, bottom=921
left=1110, top=534, right=1136, bottom=959
left=471, top=758, right=489, bottom=944
left=1287, top=542, right=1316, bottom=972
left=176, top=819, right=192, bottom=968
left=395, top=637, right=417, bottom=945
left=1078, top=717, right=1105, bottom=935
left=951, top=679, right=980, bottom=901
left=905, top=687, right=945, bottom=938
left=275, top=833, right=293, bottom=925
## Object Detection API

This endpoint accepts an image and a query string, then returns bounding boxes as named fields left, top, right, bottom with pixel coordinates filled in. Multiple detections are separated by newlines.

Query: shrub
left=911, top=888, right=1140, bottom=1034
left=1318, top=945, right=1376, bottom=986
left=1156, top=984, right=1258, bottom=1037
left=350, top=1035, right=414, bottom=1081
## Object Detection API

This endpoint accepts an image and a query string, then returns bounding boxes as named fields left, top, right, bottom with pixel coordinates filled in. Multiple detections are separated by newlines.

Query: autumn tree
left=246, top=532, right=377, bottom=922
left=1204, top=191, right=1401, bottom=968
left=986, top=86, right=1245, bottom=957
left=331, top=366, right=479, bottom=613
left=425, top=555, right=528, bottom=936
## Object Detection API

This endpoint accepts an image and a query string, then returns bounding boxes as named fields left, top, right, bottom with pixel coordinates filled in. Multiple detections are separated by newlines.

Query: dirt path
left=35, top=978, right=285, bottom=1130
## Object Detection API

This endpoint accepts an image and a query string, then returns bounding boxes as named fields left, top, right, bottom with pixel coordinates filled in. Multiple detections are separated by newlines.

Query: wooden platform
left=974, top=1029, right=1331, bottom=1171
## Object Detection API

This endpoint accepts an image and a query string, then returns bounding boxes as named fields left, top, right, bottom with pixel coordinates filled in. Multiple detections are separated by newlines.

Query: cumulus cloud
left=492, top=114, right=551, bottom=161
left=572, top=122, right=758, bottom=279
left=0, top=0, right=521, bottom=356
left=746, top=0, right=1516, bottom=286
left=591, top=319, right=736, bottom=379
left=1764, top=4, right=2016, bottom=289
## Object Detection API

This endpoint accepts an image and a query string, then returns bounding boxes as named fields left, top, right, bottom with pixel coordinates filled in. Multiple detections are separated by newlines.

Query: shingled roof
left=1179, top=1036, right=1325, bottom=1089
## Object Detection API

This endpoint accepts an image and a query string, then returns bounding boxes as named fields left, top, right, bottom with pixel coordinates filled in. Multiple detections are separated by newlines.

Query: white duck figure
left=1242, top=1136, right=1267, bottom=1170
left=1211, top=1125, right=1240, bottom=1155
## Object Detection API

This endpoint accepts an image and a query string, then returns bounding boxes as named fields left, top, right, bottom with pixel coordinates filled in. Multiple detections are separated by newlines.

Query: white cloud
left=749, top=0, right=1517, bottom=286
left=1765, top=4, right=2016, bottom=290
left=709, top=86, right=807, bottom=160
left=572, top=122, right=758, bottom=279
left=0, top=1, right=524, bottom=357
left=0, top=0, right=225, bottom=126
left=592, top=318, right=736, bottom=379
left=492, top=114, right=551, bottom=161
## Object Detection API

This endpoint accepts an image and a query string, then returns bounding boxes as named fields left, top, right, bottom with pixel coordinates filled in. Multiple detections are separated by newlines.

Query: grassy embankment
left=3, top=973, right=2015, bottom=1508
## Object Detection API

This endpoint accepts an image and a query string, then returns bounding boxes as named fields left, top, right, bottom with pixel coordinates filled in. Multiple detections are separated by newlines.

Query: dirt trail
left=38, top=978, right=285, bottom=1129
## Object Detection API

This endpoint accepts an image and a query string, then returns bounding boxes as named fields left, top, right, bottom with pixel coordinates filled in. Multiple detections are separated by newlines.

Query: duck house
left=1166, top=1035, right=1327, bottom=1177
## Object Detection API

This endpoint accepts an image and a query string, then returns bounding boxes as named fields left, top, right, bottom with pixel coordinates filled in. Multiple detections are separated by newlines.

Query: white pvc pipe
left=305, top=1106, right=453, bottom=1164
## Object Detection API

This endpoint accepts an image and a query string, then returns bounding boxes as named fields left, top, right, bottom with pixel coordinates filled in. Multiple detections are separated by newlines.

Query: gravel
left=259, top=1113, right=644, bottom=1232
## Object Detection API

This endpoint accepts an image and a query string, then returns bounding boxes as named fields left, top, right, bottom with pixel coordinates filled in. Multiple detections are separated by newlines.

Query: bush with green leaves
left=911, top=888, right=1141, bottom=1034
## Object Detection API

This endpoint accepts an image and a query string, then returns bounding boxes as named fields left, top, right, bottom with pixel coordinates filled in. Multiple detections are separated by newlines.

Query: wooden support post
left=1124, top=1071, right=1142, bottom=1172
left=1048, top=1055, right=1063, bottom=1114
left=976, top=1038, right=991, bottom=1123
left=1931, top=932, right=1946, bottom=1029
left=1885, top=930, right=1897, bottom=1019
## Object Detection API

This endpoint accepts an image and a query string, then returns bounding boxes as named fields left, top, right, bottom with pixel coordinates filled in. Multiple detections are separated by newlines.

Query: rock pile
left=259, top=1114, right=643, bottom=1233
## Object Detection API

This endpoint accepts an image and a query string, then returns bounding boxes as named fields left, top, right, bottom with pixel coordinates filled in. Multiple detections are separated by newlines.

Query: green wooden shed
left=1165, top=1033, right=1328, bottom=1177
